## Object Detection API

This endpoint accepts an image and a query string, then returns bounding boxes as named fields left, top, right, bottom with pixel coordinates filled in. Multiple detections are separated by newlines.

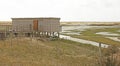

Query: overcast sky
left=0, top=0, right=120, bottom=21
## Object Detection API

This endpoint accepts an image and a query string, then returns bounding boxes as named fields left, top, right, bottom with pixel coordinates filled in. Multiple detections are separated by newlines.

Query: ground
left=0, top=37, right=98, bottom=66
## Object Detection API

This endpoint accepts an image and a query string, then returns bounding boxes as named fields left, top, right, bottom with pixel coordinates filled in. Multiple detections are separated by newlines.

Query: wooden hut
left=12, top=17, right=61, bottom=37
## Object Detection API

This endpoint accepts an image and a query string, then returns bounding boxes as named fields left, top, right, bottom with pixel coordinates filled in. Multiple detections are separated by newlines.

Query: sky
left=0, top=0, right=120, bottom=21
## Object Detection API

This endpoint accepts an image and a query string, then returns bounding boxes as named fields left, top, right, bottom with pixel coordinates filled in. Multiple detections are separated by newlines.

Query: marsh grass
left=0, top=38, right=98, bottom=66
left=66, top=27, right=120, bottom=46
left=96, top=45, right=120, bottom=66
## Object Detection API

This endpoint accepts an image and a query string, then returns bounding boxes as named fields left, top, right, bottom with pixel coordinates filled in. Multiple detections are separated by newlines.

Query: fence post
left=99, top=43, right=102, bottom=66
left=10, top=30, right=13, bottom=46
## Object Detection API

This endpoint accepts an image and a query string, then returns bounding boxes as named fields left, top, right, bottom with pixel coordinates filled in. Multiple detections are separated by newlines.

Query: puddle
left=106, top=37, right=120, bottom=42
left=62, top=25, right=120, bottom=35
left=118, top=30, right=120, bottom=32
left=61, top=26, right=120, bottom=48
left=96, top=32, right=120, bottom=36
left=60, top=35, right=109, bottom=48
left=61, top=31, right=81, bottom=35
left=62, top=25, right=119, bottom=32
left=62, top=32, right=80, bottom=35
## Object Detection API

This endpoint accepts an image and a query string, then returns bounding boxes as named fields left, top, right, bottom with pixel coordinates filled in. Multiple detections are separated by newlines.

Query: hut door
left=33, top=20, right=38, bottom=31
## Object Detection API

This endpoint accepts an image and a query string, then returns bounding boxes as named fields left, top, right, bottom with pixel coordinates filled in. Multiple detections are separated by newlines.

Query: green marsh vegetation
left=64, top=27, right=120, bottom=46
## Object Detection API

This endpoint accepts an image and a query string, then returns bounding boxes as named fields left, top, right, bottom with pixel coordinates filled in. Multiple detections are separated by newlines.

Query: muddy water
left=118, top=30, right=120, bottom=32
left=60, top=35, right=109, bottom=48
left=106, top=37, right=120, bottom=42
left=61, top=25, right=120, bottom=48
left=62, top=25, right=119, bottom=32
left=96, top=32, right=120, bottom=36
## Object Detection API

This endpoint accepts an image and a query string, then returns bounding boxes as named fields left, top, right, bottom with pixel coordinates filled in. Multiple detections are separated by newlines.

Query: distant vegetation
left=60, top=22, right=120, bottom=26
left=0, top=21, right=12, bottom=25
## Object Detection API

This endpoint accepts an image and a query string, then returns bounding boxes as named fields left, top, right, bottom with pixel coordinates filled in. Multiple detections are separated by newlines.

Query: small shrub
left=96, top=45, right=120, bottom=66
left=100, top=53, right=120, bottom=66
left=103, top=45, right=119, bottom=56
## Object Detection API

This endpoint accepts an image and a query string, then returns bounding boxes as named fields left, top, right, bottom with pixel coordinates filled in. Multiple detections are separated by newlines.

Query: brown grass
left=0, top=38, right=98, bottom=66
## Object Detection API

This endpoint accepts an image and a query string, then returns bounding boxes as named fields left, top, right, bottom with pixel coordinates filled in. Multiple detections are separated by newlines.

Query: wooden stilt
left=53, top=32, right=54, bottom=37
left=47, top=32, right=49, bottom=37
left=58, top=32, right=60, bottom=38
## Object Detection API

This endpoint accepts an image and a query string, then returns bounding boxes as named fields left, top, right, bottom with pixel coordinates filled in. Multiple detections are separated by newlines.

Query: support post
left=58, top=32, right=60, bottom=38
left=47, top=32, right=49, bottom=37
left=53, top=32, right=54, bottom=37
